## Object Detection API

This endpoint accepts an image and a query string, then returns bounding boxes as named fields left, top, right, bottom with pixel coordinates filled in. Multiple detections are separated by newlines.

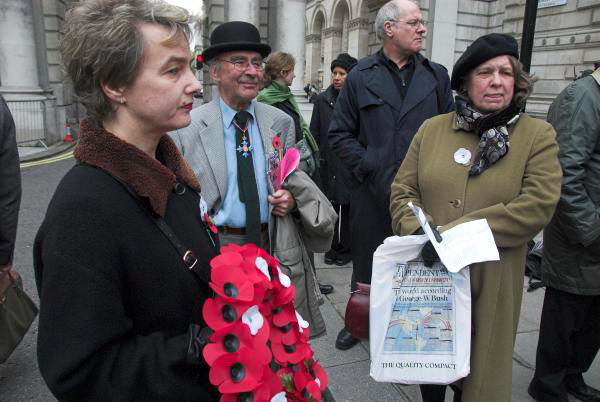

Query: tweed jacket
left=170, top=98, right=329, bottom=335
left=390, top=112, right=562, bottom=402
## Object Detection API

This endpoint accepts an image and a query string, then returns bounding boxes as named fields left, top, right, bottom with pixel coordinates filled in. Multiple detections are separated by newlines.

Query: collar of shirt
left=219, top=97, right=258, bottom=130
left=377, top=48, right=414, bottom=73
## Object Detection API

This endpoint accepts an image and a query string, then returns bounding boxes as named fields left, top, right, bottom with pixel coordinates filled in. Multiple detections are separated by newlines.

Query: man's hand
left=268, top=189, right=296, bottom=217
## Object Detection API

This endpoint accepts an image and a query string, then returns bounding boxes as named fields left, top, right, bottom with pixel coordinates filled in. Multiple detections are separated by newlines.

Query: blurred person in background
left=309, top=53, right=357, bottom=267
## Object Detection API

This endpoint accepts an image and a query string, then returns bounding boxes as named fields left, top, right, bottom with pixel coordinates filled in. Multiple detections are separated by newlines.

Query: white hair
left=374, top=0, right=419, bottom=42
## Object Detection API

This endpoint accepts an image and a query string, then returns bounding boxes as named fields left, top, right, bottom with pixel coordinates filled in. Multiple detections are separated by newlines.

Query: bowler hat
left=202, top=21, right=271, bottom=62
left=451, top=33, right=519, bottom=90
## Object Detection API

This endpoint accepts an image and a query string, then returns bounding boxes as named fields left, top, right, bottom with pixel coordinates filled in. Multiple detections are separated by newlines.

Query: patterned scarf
left=455, top=96, right=521, bottom=176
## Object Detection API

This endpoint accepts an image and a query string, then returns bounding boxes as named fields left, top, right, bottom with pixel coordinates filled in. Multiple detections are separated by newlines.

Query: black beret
left=331, top=53, right=358, bottom=72
left=451, top=33, right=519, bottom=90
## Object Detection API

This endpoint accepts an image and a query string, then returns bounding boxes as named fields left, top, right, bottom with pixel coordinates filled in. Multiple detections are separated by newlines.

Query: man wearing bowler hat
left=170, top=21, right=330, bottom=337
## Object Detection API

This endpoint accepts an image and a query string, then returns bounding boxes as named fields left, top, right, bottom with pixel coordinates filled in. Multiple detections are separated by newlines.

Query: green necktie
left=234, top=111, right=261, bottom=245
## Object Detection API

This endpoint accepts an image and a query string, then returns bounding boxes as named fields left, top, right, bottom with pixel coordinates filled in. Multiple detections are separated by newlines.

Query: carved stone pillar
left=322, top=27, right=342, bottom=88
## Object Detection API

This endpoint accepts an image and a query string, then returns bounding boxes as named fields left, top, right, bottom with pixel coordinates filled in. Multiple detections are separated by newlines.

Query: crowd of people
left=0, top=0, right=598, bottom=401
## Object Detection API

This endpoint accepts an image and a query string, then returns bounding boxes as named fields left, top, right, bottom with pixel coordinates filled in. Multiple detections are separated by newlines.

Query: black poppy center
left=238, top=393, right=253, bottom=402
left=224, top=282, right=238, bottom=298
left=223, top=334, right=240, bottom=353
left=230, top=362, right=246, bottom=383
left=280, top=323, right=292, bottom=333
left=284, top=344, right=296, bottom=353
left=222, top=305, right=237, bottom=323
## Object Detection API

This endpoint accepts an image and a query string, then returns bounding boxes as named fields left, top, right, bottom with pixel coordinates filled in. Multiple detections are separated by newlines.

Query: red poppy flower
left=210, top=265, right=254, bottom=303
left=203, top=212, right=219, bottom=234
left=292, top=363, right=311, bottom=392
left=270, top=321, right=300, bottom=345
left=272, top=303, right=297, bottom=328
left=272, top=339, right=313, bottom=364
left=203, top=321, right=271, bottom=366
left=203, top=298, right=250, bottom=331
left=272, top=135, right=281, bottom=150
left=305, top=380, right=322, bottom=402
left=310, top=361, right=329, bottom=391
left=220, top=370, right=285, bottom=402
left=209, top=348, right=264, bottom=394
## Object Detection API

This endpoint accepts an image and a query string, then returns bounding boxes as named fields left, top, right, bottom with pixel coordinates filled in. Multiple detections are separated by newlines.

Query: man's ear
left=101, top=81, right=126, bottom=104
left=383, top=21, right=395, bottom=38
left=209, top=63, right=221, bottom=83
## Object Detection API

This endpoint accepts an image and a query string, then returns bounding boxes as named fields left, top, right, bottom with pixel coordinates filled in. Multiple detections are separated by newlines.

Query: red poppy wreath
left=202, top=243, right=329, bottom=402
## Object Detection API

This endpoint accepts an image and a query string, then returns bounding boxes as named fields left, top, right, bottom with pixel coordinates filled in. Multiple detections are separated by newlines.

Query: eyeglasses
left=218, top=58, right=265, bottom=72
left=389, top=18, right=427, bottom=28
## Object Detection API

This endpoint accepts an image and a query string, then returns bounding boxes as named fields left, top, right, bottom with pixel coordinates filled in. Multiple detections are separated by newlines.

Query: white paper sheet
left=407, top=202, right=499, bottom=272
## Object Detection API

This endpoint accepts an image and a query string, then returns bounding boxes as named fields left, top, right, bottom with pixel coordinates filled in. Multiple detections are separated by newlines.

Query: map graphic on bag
left=0, top=266, right=39, bottom=363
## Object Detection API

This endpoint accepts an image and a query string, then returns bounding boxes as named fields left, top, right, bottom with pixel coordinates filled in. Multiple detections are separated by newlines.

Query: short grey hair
left=375, top=0, right=418, bottom=42
left=60, top=0, right=192, bottom=125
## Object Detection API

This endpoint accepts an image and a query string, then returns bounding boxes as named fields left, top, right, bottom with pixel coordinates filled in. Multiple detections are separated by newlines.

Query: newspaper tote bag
left=369, top=235, right=471, bottom=385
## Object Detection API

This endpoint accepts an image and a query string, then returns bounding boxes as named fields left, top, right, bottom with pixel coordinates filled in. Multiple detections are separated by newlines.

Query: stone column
left=273, top=0, right=307, bottom=94
left=226, top=0, right=260, bottom=27
left=347, top=17, right=370, bottom=59
left=428, top=0, right=458, bottom=74
left=321, top=27, right=342, bottom=88
left=305, top=33, right=322, bottom=87
left=0, top=0, right=41, bottom=96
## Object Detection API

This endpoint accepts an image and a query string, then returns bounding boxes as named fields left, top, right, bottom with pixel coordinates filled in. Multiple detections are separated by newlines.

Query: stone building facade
left=305, top=0, right=600, bottom=117
left=0, top=0, right=77, bottom=146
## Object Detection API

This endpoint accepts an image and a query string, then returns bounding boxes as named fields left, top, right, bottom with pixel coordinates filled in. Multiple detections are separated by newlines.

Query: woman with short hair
left=257, top=51, right=319, bottom=175
left=389, top=33, right=562, bottom=402
left=33, top=0, right=218, bottom=400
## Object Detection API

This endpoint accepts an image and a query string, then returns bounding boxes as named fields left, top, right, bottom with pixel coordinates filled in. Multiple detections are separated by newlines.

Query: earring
left=120, top=97, right=126, bottom=104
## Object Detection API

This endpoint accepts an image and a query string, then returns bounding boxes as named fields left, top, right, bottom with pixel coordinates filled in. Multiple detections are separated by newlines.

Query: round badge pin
left=454, top=148, right=471, bottom=166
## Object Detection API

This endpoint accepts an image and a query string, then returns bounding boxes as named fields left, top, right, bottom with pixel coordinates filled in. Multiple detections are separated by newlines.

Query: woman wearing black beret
left=389, top=33, right=562, bottom=402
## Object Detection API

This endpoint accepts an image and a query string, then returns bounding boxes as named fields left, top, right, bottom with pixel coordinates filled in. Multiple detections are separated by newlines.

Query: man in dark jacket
left=328, top=0, right=454, bottom=350
left=0, top=95, right=21, bottom=277
left=310, top=53, right=357, bottom=268
left=528, top=68, right=600, bottom=402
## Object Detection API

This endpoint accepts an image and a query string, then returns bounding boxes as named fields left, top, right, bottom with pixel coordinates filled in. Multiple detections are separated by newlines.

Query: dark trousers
left=419, top=384, right=462, bottom=402
left=530, top=287, right=600, bottom=400
left=327, top=203, right=351, bottom=258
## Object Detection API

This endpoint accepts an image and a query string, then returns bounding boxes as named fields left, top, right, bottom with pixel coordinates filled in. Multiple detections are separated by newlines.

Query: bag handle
left=0, top=264, right=20, bottom=303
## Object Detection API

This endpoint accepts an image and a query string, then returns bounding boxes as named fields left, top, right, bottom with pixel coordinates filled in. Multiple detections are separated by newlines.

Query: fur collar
left=74, top=118, right=200, bottom=217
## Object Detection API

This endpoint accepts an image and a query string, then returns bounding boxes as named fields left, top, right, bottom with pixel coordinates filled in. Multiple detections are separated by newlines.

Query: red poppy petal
left=203, top=298, right=250, bottom=331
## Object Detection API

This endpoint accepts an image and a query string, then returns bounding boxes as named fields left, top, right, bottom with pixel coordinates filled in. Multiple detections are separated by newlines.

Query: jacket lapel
left=397, top=58, right=437, bottom=121
left=363, top=63, right=403, bottom=112
left=198, top=99, right=228, bottom=204
left=255, top=103, right=276, bottom=194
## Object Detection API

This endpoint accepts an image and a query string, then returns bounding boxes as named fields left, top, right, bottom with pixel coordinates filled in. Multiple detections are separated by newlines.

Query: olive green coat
left=390, top=112, right=562, bottom=402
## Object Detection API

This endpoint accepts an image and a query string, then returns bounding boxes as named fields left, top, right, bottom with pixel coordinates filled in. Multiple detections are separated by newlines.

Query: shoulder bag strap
left=78, top=163, right=210, bottom=284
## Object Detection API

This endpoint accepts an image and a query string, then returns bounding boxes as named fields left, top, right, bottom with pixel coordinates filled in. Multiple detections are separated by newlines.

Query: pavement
left=311, top=255, right=600, bottom=402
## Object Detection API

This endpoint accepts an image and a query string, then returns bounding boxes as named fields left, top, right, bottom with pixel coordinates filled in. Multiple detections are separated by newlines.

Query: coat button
left=451, top=199, right=462, bottom=208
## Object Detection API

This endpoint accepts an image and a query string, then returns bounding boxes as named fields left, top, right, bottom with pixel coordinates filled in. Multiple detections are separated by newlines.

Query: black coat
left=34, top=123, right=219, bottom=401
left=328, top=52, right=454, bottom=282
left=542, top=73, right=600, bottom=295
left=309, top=85, right=353, bottom=204
left=272, top=100, right=303, bottom=143
left=0, top=95, right=21, bottom=266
